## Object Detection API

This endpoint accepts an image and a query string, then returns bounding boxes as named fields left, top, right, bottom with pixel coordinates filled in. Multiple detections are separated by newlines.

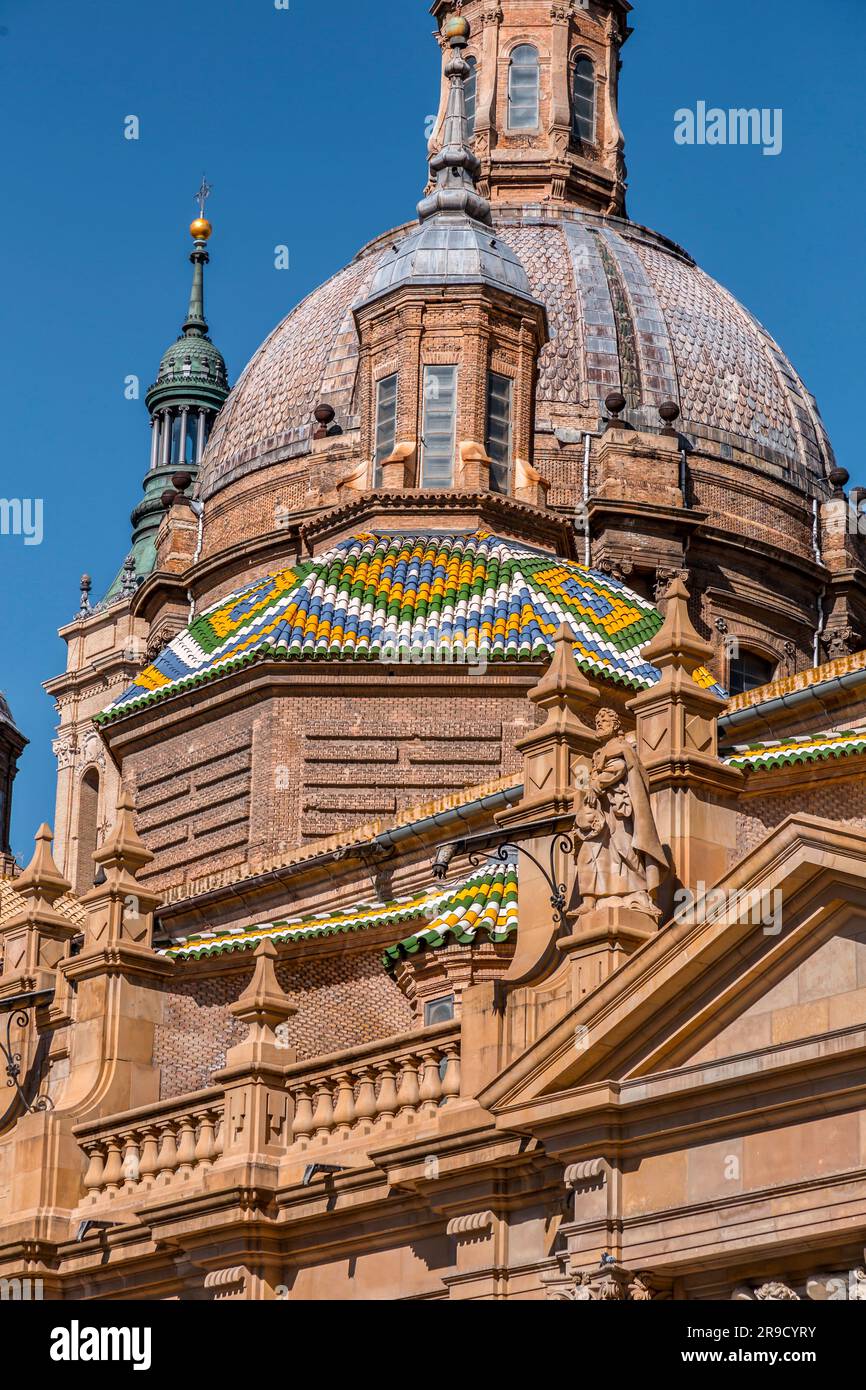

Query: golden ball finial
left=190, top=217, right=213, bottom=242
left=443, top=14, right=470, bottom=43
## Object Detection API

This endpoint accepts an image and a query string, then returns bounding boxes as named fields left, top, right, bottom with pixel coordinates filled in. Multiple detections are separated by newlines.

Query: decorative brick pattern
left=154, top=952, right=412, bottom=1099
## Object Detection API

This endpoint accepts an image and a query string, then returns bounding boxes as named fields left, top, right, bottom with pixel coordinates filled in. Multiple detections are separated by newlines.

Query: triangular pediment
left=481, top=815, right=866, bottom=1119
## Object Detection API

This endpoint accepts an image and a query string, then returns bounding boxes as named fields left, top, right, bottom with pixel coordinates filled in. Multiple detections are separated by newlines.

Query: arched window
left=728, top=649, right=776, bottom=698
left=508, top=45, right=540, bottom=131
left=75, top=768, right=100, bottom=893
left=464, top=55, right=478, bottom=138
left=572, top=55, right=596, bottom=144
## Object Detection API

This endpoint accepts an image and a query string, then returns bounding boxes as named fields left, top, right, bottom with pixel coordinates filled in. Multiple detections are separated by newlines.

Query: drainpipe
left=812, top=497, right=824, bottom=668
left=582, top=431, right=592, bottom=566
left=188, top=500, right=205, bottom=622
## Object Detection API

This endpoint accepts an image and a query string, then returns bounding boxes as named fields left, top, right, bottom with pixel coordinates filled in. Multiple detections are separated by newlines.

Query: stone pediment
left=481, top=814, right=866, bottom=1124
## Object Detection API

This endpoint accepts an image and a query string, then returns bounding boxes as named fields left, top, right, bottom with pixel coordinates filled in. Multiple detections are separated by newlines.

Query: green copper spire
left=100, top=188, right=230, bottom=607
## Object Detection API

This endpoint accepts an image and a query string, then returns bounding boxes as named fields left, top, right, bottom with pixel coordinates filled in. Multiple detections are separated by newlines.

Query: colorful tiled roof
left=162, top=863, right=517, bottom=963
left=99, top=531, right=723, bottom=722
left=723, top=728, right=866, bottom=771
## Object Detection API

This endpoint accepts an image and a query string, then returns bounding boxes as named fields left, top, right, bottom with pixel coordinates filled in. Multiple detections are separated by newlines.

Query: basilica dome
left=200, top=205, right=834, bottom=504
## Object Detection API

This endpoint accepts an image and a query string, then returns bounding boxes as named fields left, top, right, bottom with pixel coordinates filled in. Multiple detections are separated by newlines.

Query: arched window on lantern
left=508, top=44, right=540, bottom=132
left=75, top=767, right=101, bottom=894
left=464, top=55, right=478, bottom=138
left=572, top=55, right=596, bottom=144
left=728, top=648, right=776, bottom=698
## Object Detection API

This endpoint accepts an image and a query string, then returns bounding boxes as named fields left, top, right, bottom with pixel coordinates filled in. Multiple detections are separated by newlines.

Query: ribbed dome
left=153, top=334, right=228, bottom=393
left=200, top=206, right=834, bottom=503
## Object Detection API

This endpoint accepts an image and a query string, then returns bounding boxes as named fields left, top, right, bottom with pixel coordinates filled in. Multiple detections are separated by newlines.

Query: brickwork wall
left=154, top=950, right=412, bottom=1099
left=126, top=689, right=532, bottom=892
left=736, top=779, right=866, bottom=860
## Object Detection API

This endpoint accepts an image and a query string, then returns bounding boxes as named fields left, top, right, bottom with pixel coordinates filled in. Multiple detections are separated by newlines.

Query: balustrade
left=77, top=1090, right=224, bottom=1201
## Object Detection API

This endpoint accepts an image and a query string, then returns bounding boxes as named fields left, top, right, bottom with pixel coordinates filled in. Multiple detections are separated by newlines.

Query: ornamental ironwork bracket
left=431, top=817, right=575, bottom=927
left=0, top=989, right=55, bottom=1115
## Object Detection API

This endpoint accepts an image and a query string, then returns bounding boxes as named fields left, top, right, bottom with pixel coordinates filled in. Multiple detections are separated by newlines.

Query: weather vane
left=195, top=176, right=213, bottom=219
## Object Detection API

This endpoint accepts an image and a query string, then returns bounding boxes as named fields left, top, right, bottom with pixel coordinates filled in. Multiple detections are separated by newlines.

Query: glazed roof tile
left=99, top=530, right=723, bottom=723
left=163, top=862, right=517, bottom=964
left=723, top=728, right=866, bottom=771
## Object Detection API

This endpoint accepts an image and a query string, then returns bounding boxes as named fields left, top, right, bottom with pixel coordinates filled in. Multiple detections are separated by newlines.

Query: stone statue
left=573, top=708, right=667, bottom=919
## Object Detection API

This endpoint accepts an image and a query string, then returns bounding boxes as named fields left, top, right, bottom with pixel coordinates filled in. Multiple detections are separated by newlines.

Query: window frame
left=420, top=364, right=459, bottom=489
left=373, top=372, right=399, bottom=487
left=486, top=370, right=514, bottom=496
left=571, top=53, right=597, bottom=145
left=727, top=648, right=777, bottom=698
left=464, top=54, right=478, bottom=139
left=507, top=43, right=541, bottom=133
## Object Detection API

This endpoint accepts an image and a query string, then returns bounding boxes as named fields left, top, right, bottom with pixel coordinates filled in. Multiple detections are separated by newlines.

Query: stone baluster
left=213, top=1112, right=224, bottom=1160
left=312, top=1082, right=335, bottom=1139
left=418, top=1048, right=444, bottom=1115
left=291, top=1084, right=315, bottom=1143
left=103, top=1138, right=125, bottom=1193
left=441, top=1043, right=461, bottom=1101
left=83, top=1143, right=106, bottom=1196
left=176, top=1117, right=198, bottom=1177
left=138, top=1126, right=160, bottom=1182
left=156, top=1120, right=179, bottom=1180
left=375, top=1062, right=399, bottom=1122
left=396, top=1054, right=421, bottom=1118
left=196, top=1110, right=217, bottom=1168
left=354, top=1067, right=377, bottom=1130
left=121, top=1133, right=142, bottom=1187
left=332, top=1071, right=356, bottom=1137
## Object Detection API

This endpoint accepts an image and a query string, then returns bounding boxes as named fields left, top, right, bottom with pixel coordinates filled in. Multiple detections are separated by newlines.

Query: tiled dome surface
left=200, top=207, right=834, bottom=501
left=99, top=530, right=724, bottom=723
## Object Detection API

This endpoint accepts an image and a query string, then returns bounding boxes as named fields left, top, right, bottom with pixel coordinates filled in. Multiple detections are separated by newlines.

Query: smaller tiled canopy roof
left=99, top=530, right=723, bottom=722
left=724, top=728, right=866, bottom=771
left=163, top=863, right=517, bottom=964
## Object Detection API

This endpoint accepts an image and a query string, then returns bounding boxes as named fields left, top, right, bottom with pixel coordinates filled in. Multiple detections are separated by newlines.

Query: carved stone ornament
left=543, top=1263, right=660, bottom=1302
left=573, top=709, right=667, bottom=919
left=53, top=736, right=79, bottom=771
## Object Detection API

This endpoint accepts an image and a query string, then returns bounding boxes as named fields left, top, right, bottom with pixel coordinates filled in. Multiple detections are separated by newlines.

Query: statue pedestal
left=559, top=906, right=658, bottom=1003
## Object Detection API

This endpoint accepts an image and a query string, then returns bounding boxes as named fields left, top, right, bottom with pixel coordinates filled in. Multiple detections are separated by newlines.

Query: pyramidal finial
left=643, top=577, right=714, bottom=674
left=528, top=622, right=600, bottom=712
left=12, top=824, right=71, bottom=908
left=93, top=784, right=154, bottom=878
left=417, top=12, right=491, bottom=226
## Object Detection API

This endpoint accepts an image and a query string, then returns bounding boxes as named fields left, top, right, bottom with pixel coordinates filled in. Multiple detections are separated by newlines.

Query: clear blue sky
left=1, top=0, right=864, bottom=861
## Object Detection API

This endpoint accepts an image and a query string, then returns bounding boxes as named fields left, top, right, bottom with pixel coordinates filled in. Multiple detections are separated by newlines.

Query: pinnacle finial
left=642, top=576, right=714, bottom=674
left=417, top=10, right=491, bottom=225
left=190, top=175, right=213, bottom=242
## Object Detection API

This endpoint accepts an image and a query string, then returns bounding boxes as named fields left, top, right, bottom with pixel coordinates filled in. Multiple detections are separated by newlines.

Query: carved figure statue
left=573, top=708, right=667, bottom=918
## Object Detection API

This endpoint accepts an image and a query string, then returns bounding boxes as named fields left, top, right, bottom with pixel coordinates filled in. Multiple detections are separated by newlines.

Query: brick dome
left=199, top=206, right=835, bottom=503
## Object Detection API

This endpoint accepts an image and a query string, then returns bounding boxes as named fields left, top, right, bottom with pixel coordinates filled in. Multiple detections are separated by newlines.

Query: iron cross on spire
left=195, top=176, right=213, bottom=218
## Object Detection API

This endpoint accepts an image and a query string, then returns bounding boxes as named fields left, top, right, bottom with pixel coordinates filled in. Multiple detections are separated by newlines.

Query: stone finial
left=223, top=939, right=297, bottom=1072
left=229, top=939, right=296, bottom=1034
left=94, top=784, right=154, bottom=879
left=11, top=825, right=71, bottom=910
left=76, top=785, right=162, bottom=958
left=641, top=576, right=714, bottom=677
left=1, top=825, right=76, bottom=989
left=528, top=622, right=600, bottom=714
left=79, top=574, right=93, bottom=615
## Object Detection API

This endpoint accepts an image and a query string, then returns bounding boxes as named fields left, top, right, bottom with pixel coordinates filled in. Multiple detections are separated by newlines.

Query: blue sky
left=1, top=0, right=864, bottom=859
